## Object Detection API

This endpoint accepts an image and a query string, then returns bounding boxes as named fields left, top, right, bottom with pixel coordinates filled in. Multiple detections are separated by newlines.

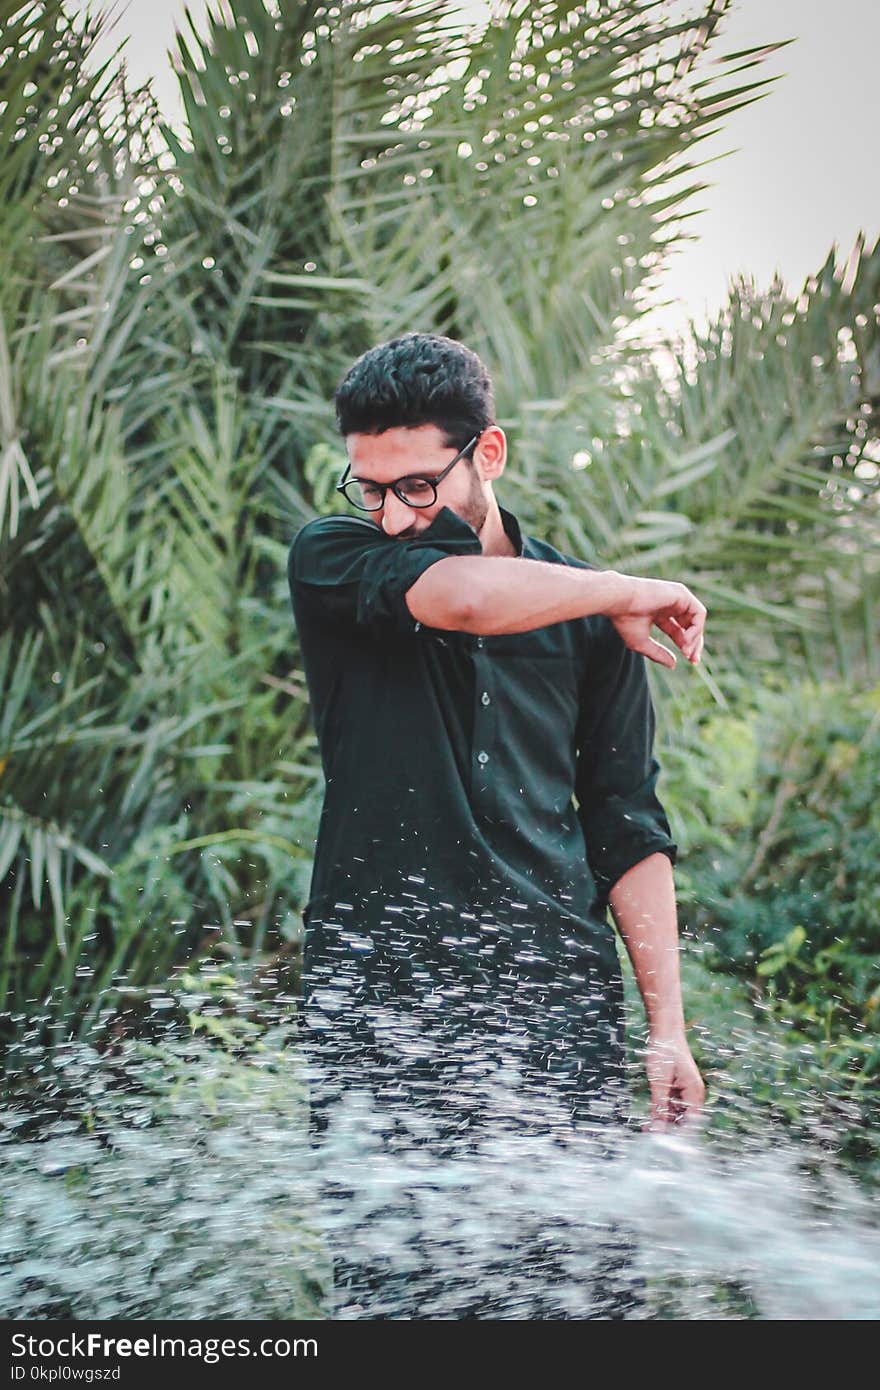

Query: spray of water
left=311, top=1069, right=880, bottom=1319
left=2, top=981, right=878, bottom=1320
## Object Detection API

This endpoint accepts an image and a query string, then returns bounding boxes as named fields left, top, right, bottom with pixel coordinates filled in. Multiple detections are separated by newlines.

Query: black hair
left=334, top=332, right=495, bottom=447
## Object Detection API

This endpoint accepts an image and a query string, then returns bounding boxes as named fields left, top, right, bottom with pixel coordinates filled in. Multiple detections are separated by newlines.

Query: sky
left=80, top=0, right=880, bottom=344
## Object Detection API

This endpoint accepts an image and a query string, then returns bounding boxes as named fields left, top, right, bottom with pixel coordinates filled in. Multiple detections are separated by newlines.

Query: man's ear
left=475, top=425, right=506, bottom=481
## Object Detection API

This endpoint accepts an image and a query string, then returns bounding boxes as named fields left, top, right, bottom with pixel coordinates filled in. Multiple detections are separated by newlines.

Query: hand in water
left=644, top=1030, right=707, bottom=1131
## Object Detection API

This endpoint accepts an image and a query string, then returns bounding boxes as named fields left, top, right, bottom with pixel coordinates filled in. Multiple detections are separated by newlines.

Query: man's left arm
left=574, top=616, right=705, bottom=1129
left=608, top=851, right=705, bottom=1128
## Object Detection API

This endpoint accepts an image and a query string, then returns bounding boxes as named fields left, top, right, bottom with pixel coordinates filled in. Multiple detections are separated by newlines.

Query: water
left=2, top=974, right=879, bottom=1321
left=317, top=1092, right=880, bottom=1319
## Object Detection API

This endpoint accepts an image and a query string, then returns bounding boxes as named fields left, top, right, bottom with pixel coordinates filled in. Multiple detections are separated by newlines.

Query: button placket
left=472, top=635, right=497, bottom=815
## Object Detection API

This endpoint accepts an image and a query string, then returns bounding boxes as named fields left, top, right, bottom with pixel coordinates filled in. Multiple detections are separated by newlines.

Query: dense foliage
left=680, top=685, right=879, bottom=1075
left=0, top=0, right=877, bottom=1047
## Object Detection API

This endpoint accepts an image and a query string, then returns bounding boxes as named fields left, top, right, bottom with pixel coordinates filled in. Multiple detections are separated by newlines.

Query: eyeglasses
left=335, top=434, right=481, bottom=511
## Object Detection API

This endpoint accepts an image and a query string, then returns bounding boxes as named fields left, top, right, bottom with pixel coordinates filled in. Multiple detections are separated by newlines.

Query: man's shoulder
left=291, top=512, right=379, bottom=549
left=288, top=512, right=385, bottom=580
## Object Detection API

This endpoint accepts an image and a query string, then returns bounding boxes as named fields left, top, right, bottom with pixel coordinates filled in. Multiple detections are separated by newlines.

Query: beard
left=396, top=466, right=489, bottom=540
left=454, top=466, right=490, bottom=536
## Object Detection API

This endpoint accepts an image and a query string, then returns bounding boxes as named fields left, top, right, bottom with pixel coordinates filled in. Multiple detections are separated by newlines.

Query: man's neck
left=481, top=500, right=518, bottom=557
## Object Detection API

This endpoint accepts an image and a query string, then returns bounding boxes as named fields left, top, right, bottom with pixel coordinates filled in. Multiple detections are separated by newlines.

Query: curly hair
left=334, top=332, right=496, bottom=448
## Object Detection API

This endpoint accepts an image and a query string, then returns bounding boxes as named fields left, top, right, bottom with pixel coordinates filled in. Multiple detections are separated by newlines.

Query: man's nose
left=380, top=490, right=417, bottom=536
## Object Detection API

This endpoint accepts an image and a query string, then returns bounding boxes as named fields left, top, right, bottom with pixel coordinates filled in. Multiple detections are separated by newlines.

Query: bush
left=680, top=683, right=880, bottom=1052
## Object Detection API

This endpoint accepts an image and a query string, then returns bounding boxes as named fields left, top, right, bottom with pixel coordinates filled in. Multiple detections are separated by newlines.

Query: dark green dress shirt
left=287, top=502, right=676, bottom=1131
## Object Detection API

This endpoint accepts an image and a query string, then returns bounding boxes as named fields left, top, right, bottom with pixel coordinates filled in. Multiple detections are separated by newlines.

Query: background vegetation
left=0, top=0, right=877, bottom=1154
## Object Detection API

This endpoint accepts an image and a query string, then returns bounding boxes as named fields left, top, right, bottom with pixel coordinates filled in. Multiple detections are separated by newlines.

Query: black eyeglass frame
left=335, top=433, right=481, bottom=511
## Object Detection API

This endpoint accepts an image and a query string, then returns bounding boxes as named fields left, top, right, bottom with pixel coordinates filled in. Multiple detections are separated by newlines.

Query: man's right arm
left=406, top=555, right=706, bottom=668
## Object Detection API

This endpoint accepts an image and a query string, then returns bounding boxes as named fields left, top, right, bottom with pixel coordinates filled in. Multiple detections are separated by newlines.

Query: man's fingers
left=613, top=582, right=707, bottom=665
left=640, top=636, right=677, bottom=669
left=647, top=1046, right=707, bottom=1131
left=656, top=607, right=705, bottom=665
left=665, top=1071, right=707, bottom=1128
left=655, top=614, right=689, bottom=650
left=682, top=1070, right=707, bottom=1112
left=649, top=1085, right=696, bottom=1131
left=648, top=1058, right=676, bottom=1124
left=666, top=592, right=706, bottom=652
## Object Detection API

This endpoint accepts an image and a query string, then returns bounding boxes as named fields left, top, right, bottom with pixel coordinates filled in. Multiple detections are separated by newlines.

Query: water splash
left=1, top=1000, right=878, bottom=1320
left=312, top=1079, right=880, bottom=1319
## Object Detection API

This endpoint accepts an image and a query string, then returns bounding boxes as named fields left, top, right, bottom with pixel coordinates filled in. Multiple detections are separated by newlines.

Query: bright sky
left=84, top=0, right=880, bottom=343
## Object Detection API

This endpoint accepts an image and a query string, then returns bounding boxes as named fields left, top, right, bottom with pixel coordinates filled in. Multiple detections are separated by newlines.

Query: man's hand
left=644, top=1028, right=706, bottom=1130
left=609, top=576, right=706, bottom=668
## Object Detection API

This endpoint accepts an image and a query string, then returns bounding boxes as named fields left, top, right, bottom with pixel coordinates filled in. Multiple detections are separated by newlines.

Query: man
left=288, top=333, right=706, bottom=1311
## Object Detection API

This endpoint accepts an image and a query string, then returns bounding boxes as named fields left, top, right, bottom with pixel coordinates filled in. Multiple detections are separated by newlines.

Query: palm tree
left=1, top=0, right=875, bottom=1039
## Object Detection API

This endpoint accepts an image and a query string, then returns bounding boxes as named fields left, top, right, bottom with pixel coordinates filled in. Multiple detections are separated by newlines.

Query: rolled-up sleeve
left=288, top=505, right=484, bottom=636
left=574, top=617, right=677, bottom=901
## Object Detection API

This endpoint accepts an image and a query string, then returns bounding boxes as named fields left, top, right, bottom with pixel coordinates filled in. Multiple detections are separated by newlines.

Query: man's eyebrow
left=352, top=467, right=443, bottom=481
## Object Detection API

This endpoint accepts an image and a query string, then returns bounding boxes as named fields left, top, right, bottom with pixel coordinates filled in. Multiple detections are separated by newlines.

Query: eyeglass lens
left=344, top=477, right=437, bottom=510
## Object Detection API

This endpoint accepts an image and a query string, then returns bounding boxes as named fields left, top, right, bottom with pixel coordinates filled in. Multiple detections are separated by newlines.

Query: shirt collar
left=498, top=504, right=524, bottom=557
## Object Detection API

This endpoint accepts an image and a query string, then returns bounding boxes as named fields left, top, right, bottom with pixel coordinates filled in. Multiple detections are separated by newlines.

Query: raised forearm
left=405, top=555, right=705, bottom=667
left=608, top=851, right=686, bottom=1036
left=406, top=555, right=632, bottom=632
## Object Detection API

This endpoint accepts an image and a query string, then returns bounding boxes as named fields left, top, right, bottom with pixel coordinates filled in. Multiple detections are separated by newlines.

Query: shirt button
left=476, top=637, right=484, bottom=650
left=481, top=691, right=491, bottom=706
left=477, top=751, right=489, bottom=765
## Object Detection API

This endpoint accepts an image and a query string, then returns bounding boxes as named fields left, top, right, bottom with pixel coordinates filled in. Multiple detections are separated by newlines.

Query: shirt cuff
left=580, top=793, right=678, bottom=903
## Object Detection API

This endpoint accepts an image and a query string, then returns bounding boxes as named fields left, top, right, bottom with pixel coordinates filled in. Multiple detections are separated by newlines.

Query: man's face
left=344, top=424, right=491, bottom=540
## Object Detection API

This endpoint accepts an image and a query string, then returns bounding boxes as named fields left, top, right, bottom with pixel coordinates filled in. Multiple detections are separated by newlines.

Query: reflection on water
left=1, top=978, right=879, bottom=1321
